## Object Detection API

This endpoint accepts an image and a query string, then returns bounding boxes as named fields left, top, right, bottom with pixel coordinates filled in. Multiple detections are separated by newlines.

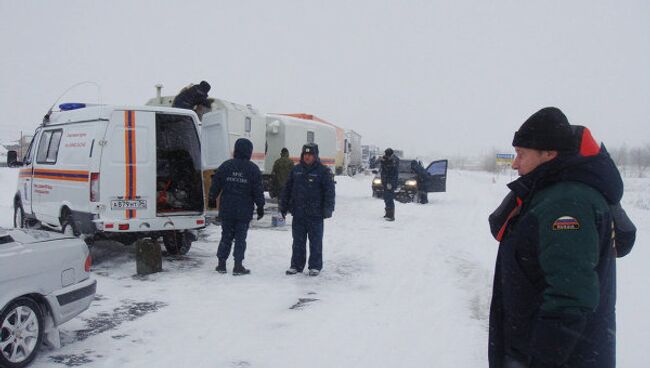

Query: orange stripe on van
left=19, top=168, right=32, bottom=178
left=124, top=111, right=137, bottom=219
left=32, top=169, right=89, bottom=182
left=251, top=152, right=266, bottom=160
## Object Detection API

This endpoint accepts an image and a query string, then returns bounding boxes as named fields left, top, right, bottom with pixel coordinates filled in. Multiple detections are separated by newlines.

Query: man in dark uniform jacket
left=280, top=143, right=335, bottom=276
left=209, top=138, right=265, bottom=275
left=380, top=148, right=399, bottom=221
left=488, top=107, right=634, bottom=368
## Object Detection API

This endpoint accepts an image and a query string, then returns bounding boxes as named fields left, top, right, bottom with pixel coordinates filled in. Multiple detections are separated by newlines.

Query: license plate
left=111, top=200, right=147, bottom=210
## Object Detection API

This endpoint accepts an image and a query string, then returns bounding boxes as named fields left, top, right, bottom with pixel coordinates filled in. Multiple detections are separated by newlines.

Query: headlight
left=372, top=178, right=382, bottom=185
left=405, top=179, right=417, bottom=187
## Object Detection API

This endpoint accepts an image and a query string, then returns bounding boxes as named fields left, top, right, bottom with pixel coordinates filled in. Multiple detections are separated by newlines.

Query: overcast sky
left=1, top=0, right=648, bottom=157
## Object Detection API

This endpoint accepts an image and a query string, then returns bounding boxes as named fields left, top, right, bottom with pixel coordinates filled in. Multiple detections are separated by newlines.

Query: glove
left=208, top=198, right=217, bottom=208
left=386, top=183, right=392, bottom=190
left=323, top=210, right=332, bottom=219
left=281, top=210, right=287, bottom=219
left=257, top=207, right=265, bottom=220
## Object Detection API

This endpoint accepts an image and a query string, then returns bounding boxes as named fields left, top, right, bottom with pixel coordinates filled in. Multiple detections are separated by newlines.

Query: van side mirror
left=7, top=151, right=20, bottom=167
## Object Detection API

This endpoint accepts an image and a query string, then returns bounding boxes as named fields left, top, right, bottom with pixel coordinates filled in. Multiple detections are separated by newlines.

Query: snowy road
left=0, top=168, right=647, bottom=367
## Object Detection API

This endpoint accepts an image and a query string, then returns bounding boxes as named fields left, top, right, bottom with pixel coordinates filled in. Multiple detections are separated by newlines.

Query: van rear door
left=100, top=110, right=157, bottom=221
left=155, top=113, right=203, bottom=216
left=200, top=111, right=229, bottom=211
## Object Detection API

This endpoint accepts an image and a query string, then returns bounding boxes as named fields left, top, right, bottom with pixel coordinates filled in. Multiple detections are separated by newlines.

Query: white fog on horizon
left=1, top=0, right=648, bottom=157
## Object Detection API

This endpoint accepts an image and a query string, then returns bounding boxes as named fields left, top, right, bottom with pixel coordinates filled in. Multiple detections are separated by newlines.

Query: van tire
left=61, top=211, right=79, bottom=237
left=162, top=231, right=192, bottom=255
left=13, top=203, right=26, bottom=229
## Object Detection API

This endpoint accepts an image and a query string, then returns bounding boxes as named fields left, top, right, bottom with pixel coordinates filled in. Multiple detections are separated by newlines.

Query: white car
left=0, top=228, right=96, bottom=368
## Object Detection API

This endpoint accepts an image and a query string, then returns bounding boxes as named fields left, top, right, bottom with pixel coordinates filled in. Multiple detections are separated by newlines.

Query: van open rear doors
left=100, top=110, right=203, bottom=221
left=200, top=111, right=229, bottom=213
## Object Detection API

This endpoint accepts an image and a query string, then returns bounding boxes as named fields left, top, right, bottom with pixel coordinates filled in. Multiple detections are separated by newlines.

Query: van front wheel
left=163, top=231, right=192, bottom=255
left=14, top=204, right=26, bottom=229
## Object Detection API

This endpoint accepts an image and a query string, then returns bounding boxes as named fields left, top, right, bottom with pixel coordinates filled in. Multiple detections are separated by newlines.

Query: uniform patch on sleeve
left=552, top=216, right=580, bottom=230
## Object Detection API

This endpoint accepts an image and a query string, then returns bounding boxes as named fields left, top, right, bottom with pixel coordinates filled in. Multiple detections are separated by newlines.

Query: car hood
left=1, top=228, right=75, bottom=244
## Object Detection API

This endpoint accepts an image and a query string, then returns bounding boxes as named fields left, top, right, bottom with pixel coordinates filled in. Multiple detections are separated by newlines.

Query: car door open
left=423, top=159, right=448, bottom=192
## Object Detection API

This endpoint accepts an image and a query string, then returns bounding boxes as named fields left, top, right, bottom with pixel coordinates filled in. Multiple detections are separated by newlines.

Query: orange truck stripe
left=124, top=111, right=137, bottom=219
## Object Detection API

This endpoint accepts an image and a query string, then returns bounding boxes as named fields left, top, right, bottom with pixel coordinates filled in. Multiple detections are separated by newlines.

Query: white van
left=8, top=103, right=205, bottom=254
left=264, top=114, right=337, bottom=185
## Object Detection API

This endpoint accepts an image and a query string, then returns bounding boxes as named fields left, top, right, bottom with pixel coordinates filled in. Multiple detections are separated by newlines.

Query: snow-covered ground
left=0, top=168, right=647, bottom=367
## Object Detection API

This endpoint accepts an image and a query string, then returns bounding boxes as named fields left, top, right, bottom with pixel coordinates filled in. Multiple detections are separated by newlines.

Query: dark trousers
left=291, top=216, right=324, bottom=271
left=217, top=219, right=250, bottom=261
left=383, top=188, right=395, bottom=209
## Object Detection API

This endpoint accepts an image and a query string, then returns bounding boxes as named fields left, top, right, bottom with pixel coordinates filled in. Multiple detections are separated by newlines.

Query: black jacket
left=209, top=139, right=265, bottom=221
left=488, top=144, right=629, bottom=368
left=172, top=84, right=211, bottom=110
left=280, top=147, right=335, bottom=219
left=380, top=155, right=399, bottom=190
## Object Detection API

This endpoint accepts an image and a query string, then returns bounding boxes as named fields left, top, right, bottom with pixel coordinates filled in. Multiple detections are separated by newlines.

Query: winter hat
left=233, top=138, right=253, bottom=160
left=281, top=147, right=289, bottom=155
left=301, top=143, right=319, bottom=157
left=198, top=81, right=211, bottom=92
left=512, top=107, right=575, bottom=152
left=384, top=148, right=394, bottom=156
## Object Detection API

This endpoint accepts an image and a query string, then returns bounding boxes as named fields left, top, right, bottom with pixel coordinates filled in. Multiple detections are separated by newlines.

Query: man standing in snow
left=209, top=138, right=265, bottom=275
left=488, top=107, right=634, bottom=367
left=270, top=147, right=294, bottom=199
left=280, top=143, right=335, bottom=276
left=380, top=148, right=399, bottom=221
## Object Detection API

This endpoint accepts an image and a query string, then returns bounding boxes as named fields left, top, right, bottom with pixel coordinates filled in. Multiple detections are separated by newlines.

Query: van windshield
left=156, top=114, right=203, bottom=214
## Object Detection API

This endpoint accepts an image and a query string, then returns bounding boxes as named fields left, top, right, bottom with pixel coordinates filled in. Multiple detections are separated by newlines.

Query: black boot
left=386, top=208, right=395, bottom=222
left=215, top=259, right=227, bottom=273
left=233, top=260, right=251, bottom=276
left=383, top=208, right=389, bottom=218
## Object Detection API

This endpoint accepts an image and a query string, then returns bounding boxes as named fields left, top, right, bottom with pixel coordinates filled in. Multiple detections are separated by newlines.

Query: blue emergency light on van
left=59, top=103, right=86, bottom=111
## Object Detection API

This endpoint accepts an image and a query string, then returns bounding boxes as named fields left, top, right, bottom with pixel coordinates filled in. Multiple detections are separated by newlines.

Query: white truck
left=264, top=113, right=337, bottom=186
left=8, top=103, right=205, bottom=254
left=344, top=129, right=362, bottom=176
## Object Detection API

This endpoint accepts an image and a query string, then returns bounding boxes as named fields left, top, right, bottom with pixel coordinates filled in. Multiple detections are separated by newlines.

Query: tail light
left=84, top=254, right=92, bottom=272
left=90, top=172, right=100, bottom=201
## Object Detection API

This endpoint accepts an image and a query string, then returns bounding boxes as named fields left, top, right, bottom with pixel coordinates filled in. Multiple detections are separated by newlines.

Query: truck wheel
left=0, top=297, right=44, bottom=368
left=163, top=231, right=192, bottom=255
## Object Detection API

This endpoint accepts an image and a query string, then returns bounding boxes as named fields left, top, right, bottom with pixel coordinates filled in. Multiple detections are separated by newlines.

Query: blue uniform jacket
left=209, top=139, right=265, bottom=221
left=280, top=157, right=335, bottom=219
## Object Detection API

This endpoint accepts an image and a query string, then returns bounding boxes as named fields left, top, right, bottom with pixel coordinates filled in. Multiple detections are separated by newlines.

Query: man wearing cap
left=280, top=143, right=335, bottom=276
left=487, top=107, right=630, bottom=367
left=209, top=138, right=265, bottom=276
left=380, top=148, right=399, bottom=221
left=172, top=80, right=212, bottom=111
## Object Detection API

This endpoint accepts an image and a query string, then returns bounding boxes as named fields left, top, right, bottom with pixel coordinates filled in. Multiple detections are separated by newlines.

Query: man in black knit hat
left=487, top=107, right=633, bottom=367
